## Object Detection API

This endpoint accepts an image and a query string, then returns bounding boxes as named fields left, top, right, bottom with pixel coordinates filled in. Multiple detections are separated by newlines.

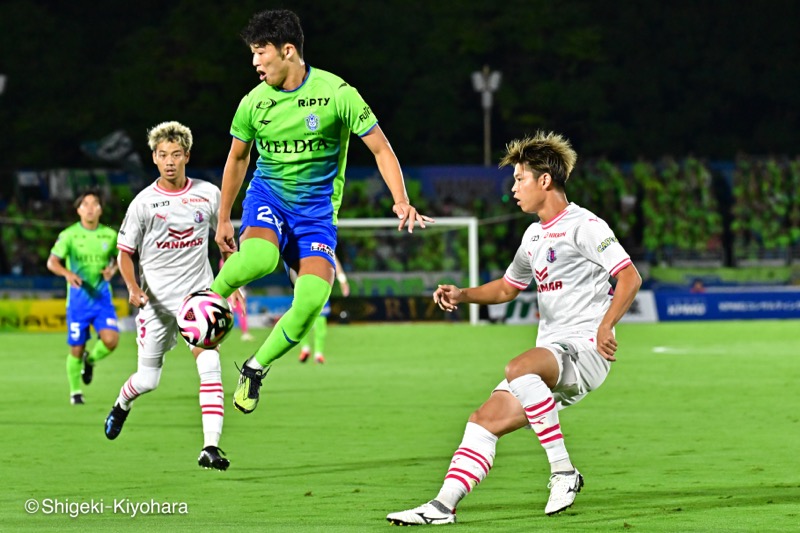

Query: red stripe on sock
left=444, top=473, right=472, bottom=492
left=535, top=424, right=561, bottom=437
left=454, top=449, right=490, bottom=473
left=200, top=404, right=224, bottom=409
left=539, top=433, right=564, bottom=444
left=525, top=397, right=553, bottom=413
left=201, top=409, right=225, bottom=417
left=526, top=403, right=555, bottom=420
left=448, top=467, right=480, bottom=484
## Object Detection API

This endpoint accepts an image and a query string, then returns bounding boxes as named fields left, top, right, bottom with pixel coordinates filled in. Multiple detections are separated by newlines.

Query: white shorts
left=134, top=304, right=189, bottom=368
left=493, top=338, right=611, bottom=410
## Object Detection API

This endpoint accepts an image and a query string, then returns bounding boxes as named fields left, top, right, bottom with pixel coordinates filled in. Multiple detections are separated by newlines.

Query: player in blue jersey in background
left=47, top=190, right=120, bottom=405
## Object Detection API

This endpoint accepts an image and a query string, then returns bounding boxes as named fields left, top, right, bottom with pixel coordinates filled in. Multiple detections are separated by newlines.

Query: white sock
left=435, top=422, right=497, bottom=511
left=116, top=367, right=161, bottom=410
left=196, top=350, right=224, bottom=448
left=508, top=375, right=574, bottom=473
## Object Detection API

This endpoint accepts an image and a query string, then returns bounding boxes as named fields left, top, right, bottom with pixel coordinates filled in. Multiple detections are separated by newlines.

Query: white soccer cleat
left=387, top=500, right=456, bottom=526
left=545, top=469, right=584, bottom=515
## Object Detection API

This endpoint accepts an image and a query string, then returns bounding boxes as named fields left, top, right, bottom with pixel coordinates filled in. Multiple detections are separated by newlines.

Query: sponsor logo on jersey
left=544, top=231, right=566, bottom=239
left=181, top=197, right=209, bottom=204
left=151, top=201, right=170, bottom=208
left=155, top=213, right=167, bottom=221
left=194, top=210, right=204, bottom=223
left=546, top=247, right=557, bottom=263
left=167, top=227, right=194, bottom=240
left=535, top=267, right=548, bottom=282
left=596, top=236, right=618, bottom=252
left=305, top=113, right=320, bottom=131
left=310, top=242, right=334, bottom=258
left=358, top=105, right=373, bottom=122
left=156, top=237, right=204, bottom=250
left=156, top=224, right=204, bottom=250
left=298, top=97, right=330, bottom=107
left=259, top=120, right=271, bottom=126
left=257, top=138, right=330, bottom=153
left=256, top=99, right=277, bottom=109
left=537, top=280, right=564, bottom=293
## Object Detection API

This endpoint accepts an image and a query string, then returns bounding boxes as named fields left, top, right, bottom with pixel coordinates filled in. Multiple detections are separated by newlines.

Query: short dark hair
left=241, top=9, right=304, bottom=58
left=74, top=189, right=103, bottom=209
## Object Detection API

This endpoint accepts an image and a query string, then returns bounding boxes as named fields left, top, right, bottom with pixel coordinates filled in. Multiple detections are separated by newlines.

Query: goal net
left=232, top=217, right=480, bottom=324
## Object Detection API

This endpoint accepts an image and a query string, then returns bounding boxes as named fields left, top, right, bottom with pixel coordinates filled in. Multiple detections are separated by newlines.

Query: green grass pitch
left=0, top=321, right=798, bottom=531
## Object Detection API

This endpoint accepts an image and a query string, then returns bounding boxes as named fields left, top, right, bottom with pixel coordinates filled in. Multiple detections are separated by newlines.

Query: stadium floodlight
left=0, top=75, right=7, bottom=96
left=471, top=65, right=502, bottom=167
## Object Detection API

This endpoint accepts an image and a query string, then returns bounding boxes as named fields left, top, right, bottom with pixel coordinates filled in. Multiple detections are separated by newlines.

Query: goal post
left=232, top=216, right=481, bottom=325
left=338, top=217, right=480, bottom=325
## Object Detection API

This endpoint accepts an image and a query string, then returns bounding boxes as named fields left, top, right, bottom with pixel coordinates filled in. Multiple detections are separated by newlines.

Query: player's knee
left=136, top=368, right=162, bottom=393
left=504, top=357, right=529, bottom=382
left=292, top=288, right=328, bottom=318
left=104, top=336, right=119, bottom=351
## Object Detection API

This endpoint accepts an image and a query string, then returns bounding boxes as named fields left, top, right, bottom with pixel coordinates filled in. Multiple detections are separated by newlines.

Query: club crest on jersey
left=310, top=242, right=334, bottom=258
left=546, top=247, right=557, bottom=263
left=194, top=210, right=204, bottom=223
left=305, top=113, right=320, bottom=132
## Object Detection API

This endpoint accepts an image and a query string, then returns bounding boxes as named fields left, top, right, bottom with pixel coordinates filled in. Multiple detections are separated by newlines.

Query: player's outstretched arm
left=434, top=278, right=520, bottom=312
left=596, top=264, right=642, bottom=361
left=361, top=126, right=434, bottom=233
left=46, top=254, right=82, bottom=288
left=216, top=137, right=252, bottom=253
left=117, top=250, right=148, bottom=308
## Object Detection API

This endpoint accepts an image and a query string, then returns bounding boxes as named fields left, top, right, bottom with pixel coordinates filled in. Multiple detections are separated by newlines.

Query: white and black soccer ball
left=177, top=290, right=234, bottom=348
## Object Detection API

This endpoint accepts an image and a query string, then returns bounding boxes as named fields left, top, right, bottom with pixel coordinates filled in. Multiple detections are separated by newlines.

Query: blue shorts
left=241, top=179, right=337, bottom=269
left=66, top=302, right=119, bottom=346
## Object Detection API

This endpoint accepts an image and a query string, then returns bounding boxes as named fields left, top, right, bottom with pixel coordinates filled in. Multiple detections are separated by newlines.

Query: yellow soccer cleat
left=233, top=357, right=269, bottom=414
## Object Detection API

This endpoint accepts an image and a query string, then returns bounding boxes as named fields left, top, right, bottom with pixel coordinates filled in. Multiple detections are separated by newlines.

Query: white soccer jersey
left=504, top=203, right=632, bottom=345
left=117, top=178, right=220, bottom=313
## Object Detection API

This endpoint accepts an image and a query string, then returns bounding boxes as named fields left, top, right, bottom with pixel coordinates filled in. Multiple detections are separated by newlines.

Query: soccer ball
left=177, top=290, right=234, bottom=348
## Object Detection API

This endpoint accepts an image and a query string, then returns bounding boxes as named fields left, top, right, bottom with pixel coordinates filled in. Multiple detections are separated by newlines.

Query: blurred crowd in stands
left=1, top=156, right=799, bottom=278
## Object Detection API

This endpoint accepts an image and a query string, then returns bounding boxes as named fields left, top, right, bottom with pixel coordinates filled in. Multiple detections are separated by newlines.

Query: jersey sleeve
left=230, top=94, right=256, bottom=142
left=117, top=198, right=145, bottom=254
left=573, top=217, right=632, bottom=276
left=503, top=226, right=536, bottom=290
left=210, top=185, right=221, bottom=229
left=335, top=84, right=377, bottom=136
left=50, top=228, right=71, bottom=259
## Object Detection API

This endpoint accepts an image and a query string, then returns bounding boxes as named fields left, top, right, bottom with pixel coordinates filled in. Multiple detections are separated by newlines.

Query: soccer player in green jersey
left=47, top=190, right=120, bottom=405
left=210, top=9, right=433, bottom=414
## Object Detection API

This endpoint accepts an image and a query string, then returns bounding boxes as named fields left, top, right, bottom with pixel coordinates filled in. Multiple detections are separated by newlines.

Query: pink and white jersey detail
left=504, top=203, right=632, bottom=344
left=117, top=178, right=221, bottom=313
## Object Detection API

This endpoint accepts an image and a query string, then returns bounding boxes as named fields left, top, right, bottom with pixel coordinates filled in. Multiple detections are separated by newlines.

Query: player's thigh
left=93, top=305, right=120, bottom=347
left=547, top=339, right=611, bottom=409
left=135, top=306, right=178, bottom=368
left=65, top=307, right=91, bottom=349
left=505, top=347, right=561, bottom=388
left=469, top=390, right=529, bottom=437
left=282, top=221, right=337, bottom=284
left=240, top=185, right=284, bottom=246
left=241, top=225, right=280, bottom=246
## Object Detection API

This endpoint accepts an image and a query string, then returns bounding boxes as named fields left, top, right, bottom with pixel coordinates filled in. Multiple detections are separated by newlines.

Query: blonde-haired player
left=388, top=131, right=641, bottom=524
left=104, top=121, right=244, bottom=470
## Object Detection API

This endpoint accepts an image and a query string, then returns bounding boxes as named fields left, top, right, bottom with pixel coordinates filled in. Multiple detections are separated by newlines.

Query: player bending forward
left=104, top=121, right=242, bottom=471
left=387, top=131, right=641, bottom=525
